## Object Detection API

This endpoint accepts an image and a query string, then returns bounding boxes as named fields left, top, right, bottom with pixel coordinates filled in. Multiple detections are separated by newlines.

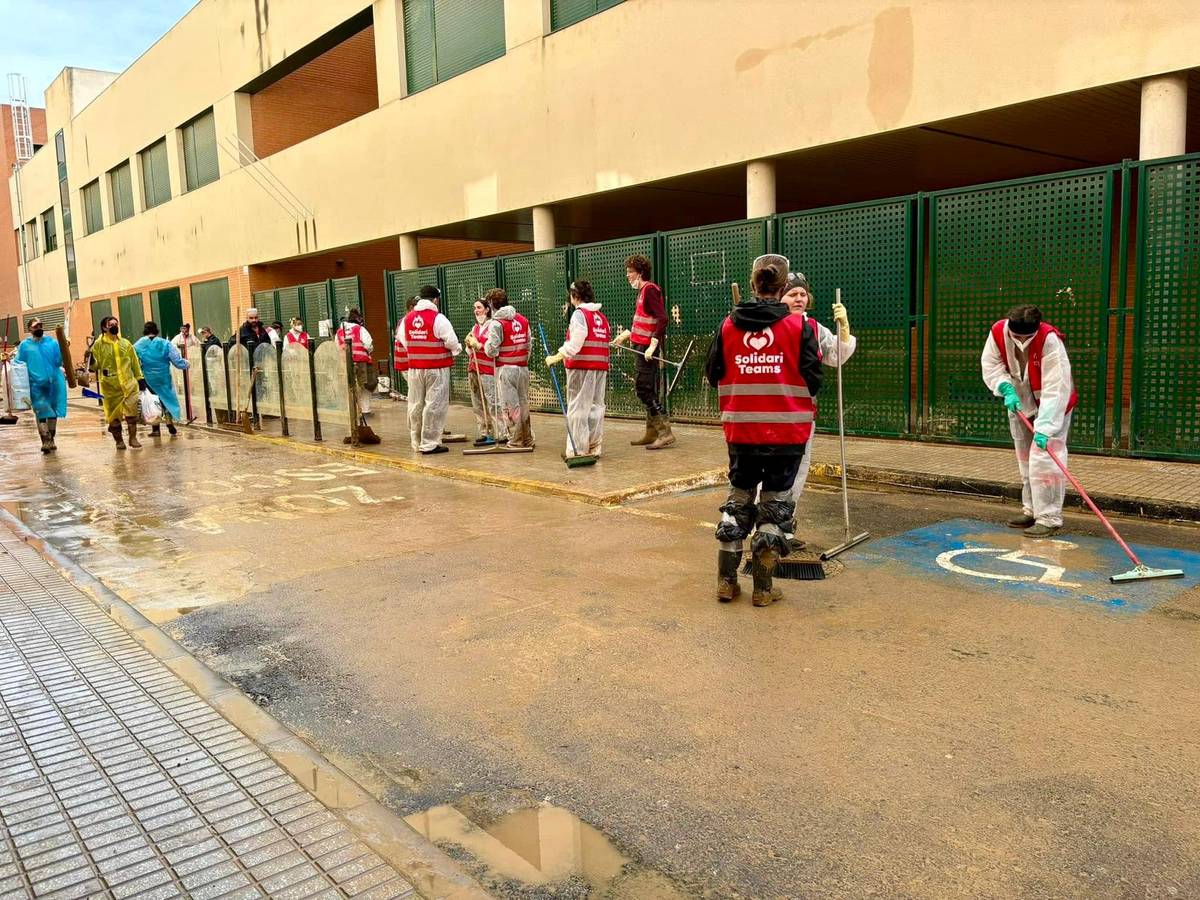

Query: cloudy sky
left=0, top=0, right=196, bottom=105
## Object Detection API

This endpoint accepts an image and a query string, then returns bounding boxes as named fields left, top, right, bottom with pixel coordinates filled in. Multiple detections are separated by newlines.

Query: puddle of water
left=405, top=802, right=688, bottom=898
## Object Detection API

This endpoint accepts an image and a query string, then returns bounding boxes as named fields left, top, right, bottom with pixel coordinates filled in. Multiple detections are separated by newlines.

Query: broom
left=342, top=327, right=379, bottom=445
left=538, top=322, right=596, bottom=468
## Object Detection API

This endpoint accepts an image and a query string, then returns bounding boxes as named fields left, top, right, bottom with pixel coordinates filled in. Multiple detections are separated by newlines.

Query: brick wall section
left=1, top=106, right=49, bottom=318
left=250, top=26, right=379, bottom=159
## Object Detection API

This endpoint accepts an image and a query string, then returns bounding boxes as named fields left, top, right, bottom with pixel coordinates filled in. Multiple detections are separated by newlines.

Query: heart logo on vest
left=743, top=328, right=775, bottom=352
left=512, top=319, right=524, bottom=333
left=593, top=314, right=604, bottom=328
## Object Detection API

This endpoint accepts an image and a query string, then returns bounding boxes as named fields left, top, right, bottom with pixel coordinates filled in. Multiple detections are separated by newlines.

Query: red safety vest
left=392, top=327, right=407, bottom=371
left=284, top=330, right=309, bottom=349
left=564, top=309, right=611, bottom=371
left=497, top=313, right=530, bottom=368
left=336, top=323, right=372, bottom=363
left=717, top=314, right=815, bottom=445
left=403, top=309, right=453, bottom=369
left=468, top=323, right=495, bottom=375
left=990, top=320, right=1078, bottom=413
left=630, top=282, right=662, bottom=348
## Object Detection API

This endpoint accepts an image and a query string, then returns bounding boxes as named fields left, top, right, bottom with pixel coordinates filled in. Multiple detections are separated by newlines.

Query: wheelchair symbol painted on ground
left=936, top=539, right=1082, bottom=587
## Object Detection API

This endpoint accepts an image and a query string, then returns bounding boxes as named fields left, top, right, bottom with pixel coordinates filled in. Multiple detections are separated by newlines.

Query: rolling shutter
left=140, top=138, right=171, bottom=208
left=110, top=162, right=135, bottom=222
left=183, top=109, right=219, bottom=191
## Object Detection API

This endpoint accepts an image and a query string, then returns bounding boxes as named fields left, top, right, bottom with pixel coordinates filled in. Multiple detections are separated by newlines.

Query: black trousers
left=727, top=447, right=804, bottom=493
left=635, top=351, right=662, bottom=416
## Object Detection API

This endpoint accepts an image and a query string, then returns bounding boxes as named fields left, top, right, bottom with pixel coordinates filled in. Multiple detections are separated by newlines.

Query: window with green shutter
left=182, top=109, right=219, bottom=192
left=82, top=180, right=104, bottom=234
left=139, top=138, right=171, bottom=209
left=403, top=0, right=505, bottom=95
left=189, top=277, right=232, bottom=341
left=41, top=209, right=57, bottom=253
left=90, top=299, right=112, bottom=337
left=26, top=220, right=38, bottom=258
left=551, top=0, right=623, bottom=31
left=117, top=294, right=145, bottom=338
left=110, top=161, right=135, bottom=222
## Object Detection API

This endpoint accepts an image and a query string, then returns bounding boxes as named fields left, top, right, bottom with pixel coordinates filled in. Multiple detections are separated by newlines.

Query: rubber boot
left=787, top=537, right=806, bottom=555
left=630, top=413, right=656, bottom=446
left=717, top=550, right=742, bottom=603
left=166, top=422, right=177, bottom=436
left=751, top=547, right=782, bottom=607
left=126, top=418, right=142, bottom=449
left=150, top=424, right=161, bottom=437
left=646, top=415, right=676, bottom=450
left=46, top=418, right=57, bottom=451
left=37, top=421, right=52, bottom=453
left=109, top=423, right=126, bottom=449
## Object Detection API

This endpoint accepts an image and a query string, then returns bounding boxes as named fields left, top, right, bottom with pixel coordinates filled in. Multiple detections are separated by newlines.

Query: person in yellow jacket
left=89, top=315, right=148, bottom=449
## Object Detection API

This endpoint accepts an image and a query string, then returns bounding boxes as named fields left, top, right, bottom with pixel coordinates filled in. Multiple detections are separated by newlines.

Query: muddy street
left=4, top=412, right=1200, bottom=898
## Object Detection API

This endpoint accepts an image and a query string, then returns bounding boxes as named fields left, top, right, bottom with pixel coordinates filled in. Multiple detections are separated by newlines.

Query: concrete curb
left=0, top=508, right=491, bottom=900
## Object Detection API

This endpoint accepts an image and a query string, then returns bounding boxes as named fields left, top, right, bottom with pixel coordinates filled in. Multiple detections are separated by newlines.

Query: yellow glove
left=544, top=352, right=563, bottom=367
left=465, top=334, right=480, bottom=351
left=644, top=337, right=659, bottom=361
left=611, top=329, right=631, bottom=347
left=832, top=302, right=851, bottom=343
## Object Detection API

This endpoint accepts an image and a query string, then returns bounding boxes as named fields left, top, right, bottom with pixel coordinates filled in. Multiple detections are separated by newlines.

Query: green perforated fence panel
left=778, top=197, right=914, bottom=436
left=300, top=282, right=331, bottom=328
left=252, top=290, right=279, bottom=325
left=502, top=249, right=569, bottom=413
left=929, top=170, right=1113, bottom=450
left=662, top=219, right=769, bottom=422
left=441, top=259, right=500, bottom=402
left=387, top=267, right=438, bottom=383
left=573, top=233, right=656, bottom=417
left=1132, top=156, right=1200, bottom=459
left=331, top=276, right=361, bottom=322
left=276, top=287, right=301, bottom=325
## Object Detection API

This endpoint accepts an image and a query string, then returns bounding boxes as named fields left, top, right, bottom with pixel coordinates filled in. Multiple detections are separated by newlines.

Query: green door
left=151, top=287, right=184, bottom=339
left=117, top=293, right=145, bottom=339
left=90, top=299, right=112, bottom=337
left=189, top=277, right=232, bottom=341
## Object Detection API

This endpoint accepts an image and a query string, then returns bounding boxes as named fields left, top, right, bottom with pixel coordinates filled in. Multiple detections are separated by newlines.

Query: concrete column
left=213, top=93, right=256, bottom=176
left=746, top=159, right=776, bottom=219
left=398, top=233, right=419, bottom=269
left=532, top=205, right=555, bottom=251
left=373, top=0, right=408, bottom=104
left=1139, top=73, right=1188, bottom=160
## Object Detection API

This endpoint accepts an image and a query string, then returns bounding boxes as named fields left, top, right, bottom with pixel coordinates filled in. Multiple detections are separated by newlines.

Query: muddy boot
left=46, top=418, right=57, bottom=452
left=126, top=418, right=142, bottom=449
left=166, top=422, right=177, bottom=436
left=751, top=548, right=782, bottom=607
left=787, top=536, right=806, bottom=555
left=717, top=550, right=742, bottom=603
left=630, top=413, right=656, bottom=446
left=37, top=421, right=52, bottom=453
left=149, top=424, right=162, bottom=437
left=646, top=415, right=676, bottom=450
left=109, top=423, right=126, bottom=450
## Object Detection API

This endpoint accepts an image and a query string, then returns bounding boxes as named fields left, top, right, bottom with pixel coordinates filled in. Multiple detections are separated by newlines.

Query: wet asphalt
left=3, top=412, right=1199, bottom=899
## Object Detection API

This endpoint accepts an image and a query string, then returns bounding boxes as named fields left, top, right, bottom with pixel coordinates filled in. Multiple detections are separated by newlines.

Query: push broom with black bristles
left=538, top=323, right=597, bottom=469
left=1016, top=411, right=1183, bottom=584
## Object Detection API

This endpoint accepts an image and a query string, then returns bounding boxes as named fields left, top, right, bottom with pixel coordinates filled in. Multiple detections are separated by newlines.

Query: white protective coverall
left=556, top=302, right=608, bottom=457
left=485, top=306, right=534, bottom=448
left=792, top=315, right=857, bottom=500
left=401, top=298, right=461, bottom=451
left=981, top=324, right=1074, bottom=527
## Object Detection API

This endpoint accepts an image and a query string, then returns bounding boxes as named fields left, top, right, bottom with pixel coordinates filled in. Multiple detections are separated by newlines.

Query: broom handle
left=835, top=289, right=850, bottom=540
left=1016, top=411, right=1143, bottom=568
left=538, top=322, right=581, bottom=458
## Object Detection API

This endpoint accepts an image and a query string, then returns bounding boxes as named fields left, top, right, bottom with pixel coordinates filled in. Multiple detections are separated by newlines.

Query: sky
left=0, top=0, right=196, bottom=105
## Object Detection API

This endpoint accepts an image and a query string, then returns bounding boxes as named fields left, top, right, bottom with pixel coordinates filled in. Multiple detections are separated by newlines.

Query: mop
left=1016, top=411, right=1184, bottom=583
left=461, top=345, right=532, bottom=454
left=538, top=323, right=597, bottom=468
left=820, top=289, right=871, bottom=561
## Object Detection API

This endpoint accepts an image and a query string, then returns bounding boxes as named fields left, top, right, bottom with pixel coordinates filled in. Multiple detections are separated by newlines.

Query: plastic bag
left=140, top=389, right=163, bottom=425
left=7, top=361, right=31, bottom=411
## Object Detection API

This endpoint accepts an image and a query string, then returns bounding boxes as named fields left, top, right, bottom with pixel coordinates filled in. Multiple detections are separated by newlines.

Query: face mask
left=31, top=327, right=44, bottom=338
left=291, top=326, right=301, bottom=334
left=474, top=313, right=487, bottom=325
left=107, top=325, right=120, bottom=336
left=1011, top=331, right=1035, bottom=349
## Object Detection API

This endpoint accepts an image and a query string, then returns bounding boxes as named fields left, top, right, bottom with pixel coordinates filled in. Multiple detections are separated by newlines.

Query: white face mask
left=1011, top=332, right=1035, bottom=349
left=475, top=313, right=487, bottom=325
left=291, top=326, right=301, bottom=334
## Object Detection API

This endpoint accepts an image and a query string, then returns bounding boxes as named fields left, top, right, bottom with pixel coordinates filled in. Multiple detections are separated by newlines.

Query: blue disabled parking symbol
left=854, top=518, right=1200, bottom=613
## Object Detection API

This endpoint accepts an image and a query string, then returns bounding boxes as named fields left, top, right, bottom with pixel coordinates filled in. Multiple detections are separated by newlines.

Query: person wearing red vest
left=483, top=288, right=535, bottom=449
left=611, top=253, right=675, bottom=450
left=982, top=304, right=1076, bottom=537
left=390, top=295, right=418, bottom=400
left=464, top=298, right=502, bottom=447
left=401, top=285, right=462, bottom=454
left=335, top=309, right=377, bottom=415
left=545, top=280, right=609, bottom=459
left=704, top=254, right=823, bottom=607
left=284, top=317, right=310, bottom=350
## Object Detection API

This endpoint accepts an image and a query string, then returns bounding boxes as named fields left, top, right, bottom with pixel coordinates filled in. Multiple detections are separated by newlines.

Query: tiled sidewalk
left=0, top=527, right=416, bottom=900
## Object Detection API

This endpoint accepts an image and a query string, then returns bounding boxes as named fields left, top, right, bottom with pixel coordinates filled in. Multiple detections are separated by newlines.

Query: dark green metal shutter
left=150, top=287, right=184, bottom=339
left=572, top=234, right=655, bottom=417
left=189, top=278, right=232, bottom=341
left=929, top=169, right=1113, bottom=450
left=117, top=294, right=145, bottom=338
left=1131, top=156, right=1200, bottom=459
left=183, top=109, right=219, bottom=191
left=501, top=249, right=569, bottom=412
left=110, top=162, right=135, bottom=222
left=90, top=299, right=112, bottom=337
left=252, top=290, right=280, bottom=325
left=276, top=287, right=300, bottom=325
left=331, top=276, right=361, bottom=322
left=299, top=282, right=331, bottom=326
left=441, top=258, right=499, bottom=402
left=779, top=197, right=914, bottom=437
left=0, top=317, right=17, bottom=344
left=551, top=0, right=623, bottom=31
left=82, top=180, right=103, bottom=234
left=404, top=0, right=505, bottom=93
left=403, top=0, right=437, bottom=94
left=140, top=138, right=171, bottom=208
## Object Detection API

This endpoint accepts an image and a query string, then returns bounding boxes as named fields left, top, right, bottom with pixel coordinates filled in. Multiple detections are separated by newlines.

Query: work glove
left=544, top=352, right=563, bottom=367
left=611, top=329, right=632, bottom=347
left=832, top=302, right=851, bottom=342
left=1033, top=432, right=1049, bottom=451
left=644, top=337, right=659, bottom=362
left=465, top=334, right=480, bottom=351
left=137, top=378, right=151, bottom=393
left=997, top=381, right=1021, bottom=413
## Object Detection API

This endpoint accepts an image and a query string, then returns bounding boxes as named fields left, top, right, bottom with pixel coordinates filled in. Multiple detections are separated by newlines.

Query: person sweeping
left=544, top=280, right=609, bottom=460
left=16, top=317, right=68, bottom=454
left=401, top=285, right=461, bottom=454
left=134, top=321, right=190, bottom=437
left=705, top=254, right=823, bottom=607
left=981, top=304, right=1076, bottom=537
left=465, top=298, right=501, bottom=447
left=484, top=288, right=534, bottom=449
left=612, top=253, right=675, bottom=450
left=90, top=315, right=148, bottom=449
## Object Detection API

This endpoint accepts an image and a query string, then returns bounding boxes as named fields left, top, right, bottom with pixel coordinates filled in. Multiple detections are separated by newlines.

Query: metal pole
left=308, top=342, right=323, bottom=442
left=276, top=342, right=289, bottom=437
left=200, top=345, right=214, bottom=426
left=835, top=289, right=851, bottom=541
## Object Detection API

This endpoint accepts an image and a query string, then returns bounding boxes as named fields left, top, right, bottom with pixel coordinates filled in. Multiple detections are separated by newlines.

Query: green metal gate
left=440, top=258, right=500, bottom=402
left=928, top=168, right=1113, bottom=450
left=662, top=219, right=768, bottom=422
left=117, top=293, right=145, bottom=339
left=778, top=197, right=914, bottom=437
left=1131, top=154, right=1200, bottom=459
left=501, top=249, right=569, bottom=412
left=572, top=233, right=656, bottom=417
left=386, top=266, right=439, bottom=384
left=330, top=275, right=361, bottom=322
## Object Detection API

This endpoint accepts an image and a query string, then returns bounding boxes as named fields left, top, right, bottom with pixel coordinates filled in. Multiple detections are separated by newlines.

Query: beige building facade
left=8, top=0, right=1198, bottom=345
